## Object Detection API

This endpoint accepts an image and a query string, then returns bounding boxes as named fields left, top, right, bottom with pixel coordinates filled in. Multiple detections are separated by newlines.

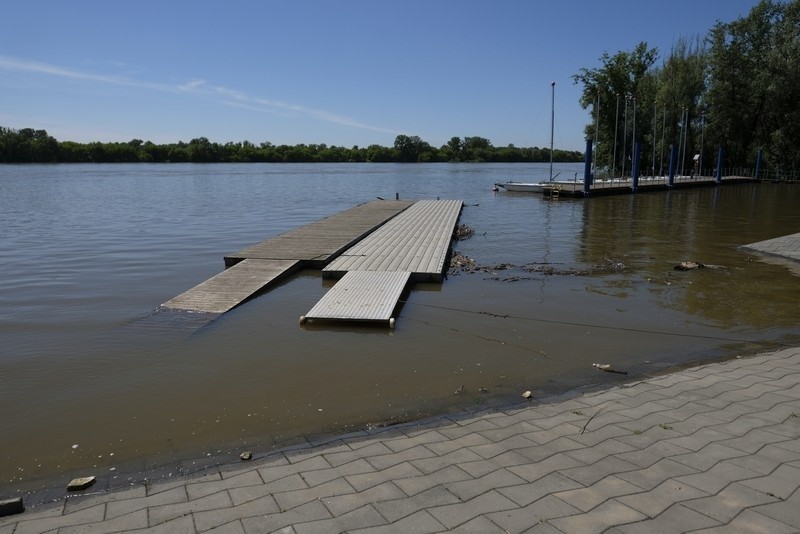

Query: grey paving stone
left=718, top=427, right=791, bottom=454
left=458, top=450, right=536, bottom=478
left=423, top=432, right=493, bottom=456
left=409, top=447, right=483, bottom=475
left=739, top=463, right=800, bottom=500
left=427, top=490, right=517, bottom=529
left=569, top=421, right=638, bottom=447
left=616, top=458, right=699, bottom=491
left=149, top=489, right=234, bottom=526
left=228, top=474, right=307, bottom=506
left=240, top=500, right=331, bottom=533
left=12, top=504, right=105, bottom=534
left=274, top=478, right=354, bottom=511
left=193, top=495, right=280, bottom=531
left=437, top=418, right=502, bottom=439
left=553, top=474, right=642, bottom=512
left=562, top=455, right=641, bottom=487
left=392, top=464, right=472, bottom=496
left=663, top=427, right=738, bottom=452
left=614, top=440, right=693, bottom=469
left=727, top=443, right=799, bottom=475
left=320, top=481, right=405, bottom=517
left=293, top=504, right=387, bottom=534
left=106, top=486, right=187, bottom=520
left=258, top=456, right=332, bottom=484
left=373, top=485, right=460, bottom=522
left=449, top=515, right=508, bottom=533
left=301, top=458, right=376, bottom=487
left=284, top=441, right=351, bottom=463
left=498, top=471, right=583, bottom=507
left=476, top=420, right=541, bottom=442
left=692, top=508, right=797, bottom=533
left=751, top=489, right=800, bottom=529
left=488, top=494, right=581, bottom=533
left=548, top=498, right=647, bottom=533
left=445, top=467, right=527, bottom=501
left=508, top=452, right=584, bottom=483
left=349, top=510, right=444, bottom=534
left=380, top=430, right=448, bottom=453
left=675, top=460, right=763, bottom=494
left=682, top=481, right=779, bottom=523
left=204, top=519, right=247, bottom=534
left=58, top=509, right=149, bottom=534
left=63, top=485, right=148, bottom=514
left=520, top=421, right=583, bottom=446
left=468, top=434, right=539, bottom=459
left=146, top=469, right=222, bottom=496
left=669, top=442, right=749, bottom=471
left=323, top=442, right=395, bottom=468
left=562, top=437, right=637, bottom=465
left=514, top=436, right=586, bottom=463
left=187, top=469, right=263, bottom=500
left=616, top=479, right=709, bottom=518
left=362, top=444, right=436, bottom=471
left=346, top=462, right=423, bottom=492
left=614, top=503, right=721, bottom=533
left=134, top=514, right=195, bottom=533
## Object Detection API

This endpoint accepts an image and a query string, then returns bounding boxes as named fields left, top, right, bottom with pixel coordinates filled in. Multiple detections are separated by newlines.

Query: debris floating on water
left=522, top=390, right=533, bottom=399
left=593, top=363, right=628, bottom=375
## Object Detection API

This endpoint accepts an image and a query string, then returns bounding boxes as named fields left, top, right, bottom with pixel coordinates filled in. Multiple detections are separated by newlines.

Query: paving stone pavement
left=742, top=232, right=800, bottom=263
left=2, top=346, right=800, bottom=533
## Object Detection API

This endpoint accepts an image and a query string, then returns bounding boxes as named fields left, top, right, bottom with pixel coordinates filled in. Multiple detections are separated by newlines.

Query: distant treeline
left=0, top=128, right=583, bottom=164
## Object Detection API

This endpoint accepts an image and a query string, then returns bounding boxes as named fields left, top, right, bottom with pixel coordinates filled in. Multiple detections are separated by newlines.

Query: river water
left=2, top=162, right=799, bottom=495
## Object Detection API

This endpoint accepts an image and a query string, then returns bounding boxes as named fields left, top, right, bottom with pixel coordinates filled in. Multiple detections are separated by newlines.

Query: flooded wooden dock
left=162, top=200, right=413, bottom=314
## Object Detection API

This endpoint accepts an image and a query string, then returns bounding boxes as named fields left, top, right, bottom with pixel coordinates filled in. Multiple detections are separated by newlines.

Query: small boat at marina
left=495, top=81, right=558, bottom=194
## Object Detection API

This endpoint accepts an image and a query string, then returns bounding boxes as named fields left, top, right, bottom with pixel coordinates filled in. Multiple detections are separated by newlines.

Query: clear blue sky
left=1, top=1, right=761, bottom=151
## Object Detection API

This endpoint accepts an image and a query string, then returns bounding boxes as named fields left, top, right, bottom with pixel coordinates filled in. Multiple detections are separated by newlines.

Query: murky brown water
left=1, top=163, right=798, bottom=497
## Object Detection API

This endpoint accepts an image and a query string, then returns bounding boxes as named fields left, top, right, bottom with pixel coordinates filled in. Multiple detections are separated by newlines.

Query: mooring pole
left=715, top=146, right=723, bottom=184
left=668, top=144, right=676, bottom=188
left=583, top=138, right=593, bottom=197
left=631, top=142, right=641, bottom=192
left=754, top=148, right=763, bottom=180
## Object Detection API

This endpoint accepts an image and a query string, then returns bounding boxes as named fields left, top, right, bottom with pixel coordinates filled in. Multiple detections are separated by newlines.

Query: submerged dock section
left=162, top=200, right=413, bottom=314
left=302, top=199, right=463, bottom=327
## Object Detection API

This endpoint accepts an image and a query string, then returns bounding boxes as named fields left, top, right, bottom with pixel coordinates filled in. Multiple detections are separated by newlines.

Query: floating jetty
left=162, top=198, right=463, bottom=328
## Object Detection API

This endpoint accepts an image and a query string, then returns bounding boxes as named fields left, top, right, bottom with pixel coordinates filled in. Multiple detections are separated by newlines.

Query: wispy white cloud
left=0, top=55, right=401, bottom=136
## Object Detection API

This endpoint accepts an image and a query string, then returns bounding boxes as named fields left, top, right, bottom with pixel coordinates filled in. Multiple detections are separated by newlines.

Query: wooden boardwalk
left=323, top=199, right=464, bottom=282
left=224, top=200, right=414, bottom=268
left=302, top=199, right=463, bottom=327
left=162, top=200, right=413, bottom=314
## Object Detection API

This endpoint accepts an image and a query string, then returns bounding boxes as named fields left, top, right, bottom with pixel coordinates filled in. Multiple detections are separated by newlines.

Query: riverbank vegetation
left=0, top=129, right=583, bottom=164
left=573, top=0, right=800, bottom=175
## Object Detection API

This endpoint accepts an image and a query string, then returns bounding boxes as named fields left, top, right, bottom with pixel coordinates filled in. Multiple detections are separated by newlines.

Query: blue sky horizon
left=2, top=1, right=763, bottom=152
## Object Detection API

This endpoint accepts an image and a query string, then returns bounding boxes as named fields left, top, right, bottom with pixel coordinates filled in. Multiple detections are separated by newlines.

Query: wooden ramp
left=162, top=259, right=300, bottom=314
left=300, top=271, right=411, bottom=328
left=323, top=199, right=463, bottom=282
left=305, top=199, right=463, bottom=327
left=163, top=200, right=413, bottom=314
left=225, top=200, right=414, bottom=268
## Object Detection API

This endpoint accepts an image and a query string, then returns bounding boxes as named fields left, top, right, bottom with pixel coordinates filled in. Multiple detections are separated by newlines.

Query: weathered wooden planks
left=225, top=200, right=415, bottom=268
left=323, top=199, right=463, bottom=282
left=162, top=200, right=413, bottom=314
left=300, top=271, right=411, bottom=327
left=162, top=259, right=300, bottom=314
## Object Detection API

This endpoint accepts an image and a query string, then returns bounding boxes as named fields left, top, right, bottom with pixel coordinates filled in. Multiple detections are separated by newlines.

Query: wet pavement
left=2, top=345, right=799, bottom=533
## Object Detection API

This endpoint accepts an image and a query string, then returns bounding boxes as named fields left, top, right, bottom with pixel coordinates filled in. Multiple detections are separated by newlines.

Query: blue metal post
left=583, top=139, right=593, bottom=196
left=754, top=148, right=763, bottom=180
left=667, top=144, right=676, bottom=188
left=715, top=146, right=723, bottom=184
left=631, top=142, right=641, bottom=192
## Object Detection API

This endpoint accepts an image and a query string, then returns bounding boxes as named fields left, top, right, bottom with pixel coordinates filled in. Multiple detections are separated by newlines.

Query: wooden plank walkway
left=304, top=199, right=463, bottom=327
left=162, top=200, right=413, bottom=314
left=162, top=259, right=300, bottom=314
left=323, top=199, right=463, bottom=282
left=225, top=200, right=414, bottom=268
left=300, top=271, right=411, bottom=327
